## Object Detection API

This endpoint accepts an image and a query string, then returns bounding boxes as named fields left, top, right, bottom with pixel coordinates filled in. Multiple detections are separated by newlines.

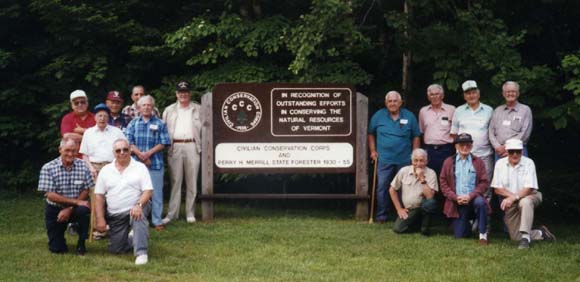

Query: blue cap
left=92, top=103, right=111, bottom=114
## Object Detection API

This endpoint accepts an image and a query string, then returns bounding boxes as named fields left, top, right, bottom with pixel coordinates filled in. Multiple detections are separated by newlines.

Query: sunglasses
left=114, top=148, right=130, bottom=154
left=73, top=100, right=87, bottom=106
left=508, top=150, right=522, bottom=155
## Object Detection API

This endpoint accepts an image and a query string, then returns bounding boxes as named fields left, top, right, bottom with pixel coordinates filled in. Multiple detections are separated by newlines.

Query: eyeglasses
left=73, top=100, right=87, bottom=106
left=508, top=150, right=522, bottom=155
left=114, top=148, right=130, bottom=154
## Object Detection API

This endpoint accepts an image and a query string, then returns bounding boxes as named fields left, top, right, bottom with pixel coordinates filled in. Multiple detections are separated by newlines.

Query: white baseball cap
left=462, top=80, right=478, bottom=92
left=505, top=138, right=524, bottom=150
left=70, top=90, right=87, bottom=101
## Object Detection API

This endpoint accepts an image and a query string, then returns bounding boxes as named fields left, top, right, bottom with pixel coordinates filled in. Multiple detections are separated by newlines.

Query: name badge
left=74, top=180, right=83, bottom=185
left=502, top=120, right=511, bottom=126
left=440, top=119, right=449, bottom=126
left=400, top=119, right=408, bottom=125
left=513, top=116, right=522, bottom=121
left=149, top=124, right=159, bottom=130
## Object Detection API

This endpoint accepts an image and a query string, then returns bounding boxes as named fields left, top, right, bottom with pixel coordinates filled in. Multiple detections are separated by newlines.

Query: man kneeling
left=390, top=148, right=438, bottom=235
left=94, top=138, right=153, bottom=265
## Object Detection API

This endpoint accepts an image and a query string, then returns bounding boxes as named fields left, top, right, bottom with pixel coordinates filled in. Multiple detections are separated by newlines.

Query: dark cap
left=106, top=91, right=123, bottom=102
left=176, top=81, right=190, bottom=91
left=92, top=103, right=111, bottom=114
left=454, top=133, right=473, bottom=144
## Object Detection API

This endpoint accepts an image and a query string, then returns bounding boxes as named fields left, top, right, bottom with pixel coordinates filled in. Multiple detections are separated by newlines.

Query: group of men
left=39, top=82, right=202, bottom=264
left=368, top=80, right=555, bottom=249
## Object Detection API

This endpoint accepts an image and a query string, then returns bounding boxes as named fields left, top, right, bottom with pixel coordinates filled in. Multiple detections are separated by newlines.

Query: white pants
left=166, top=142, right=200, bottom=220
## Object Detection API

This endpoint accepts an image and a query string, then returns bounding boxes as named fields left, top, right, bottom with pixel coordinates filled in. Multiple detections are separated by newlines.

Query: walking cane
left=89, top=187, right=95, bottom=242
left=368, top=159, right=378, bottom=224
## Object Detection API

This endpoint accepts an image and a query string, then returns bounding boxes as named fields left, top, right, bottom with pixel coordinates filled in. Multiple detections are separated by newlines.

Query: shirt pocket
left=510, top=119, right=523, bottom=132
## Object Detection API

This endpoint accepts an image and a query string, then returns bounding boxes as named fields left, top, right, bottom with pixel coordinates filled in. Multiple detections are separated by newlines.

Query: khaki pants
left=166, top=143, right=200, bottom=220
left=504, top=192, right=543, bottom=241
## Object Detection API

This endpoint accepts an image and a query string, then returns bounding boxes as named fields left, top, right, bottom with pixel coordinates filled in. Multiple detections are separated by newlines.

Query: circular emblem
left=221, top=91, right=262, bottom=132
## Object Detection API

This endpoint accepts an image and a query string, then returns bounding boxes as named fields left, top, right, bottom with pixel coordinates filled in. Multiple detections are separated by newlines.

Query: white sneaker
left=135, top=254, right=148, bottom=265
left=161, top=217, right=171, bottom=225
left=186, top=216, right=196, bottom=223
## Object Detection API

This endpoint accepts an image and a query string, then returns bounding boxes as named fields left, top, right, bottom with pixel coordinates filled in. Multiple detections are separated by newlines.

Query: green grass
left=1, top=196, right=579, bottom=282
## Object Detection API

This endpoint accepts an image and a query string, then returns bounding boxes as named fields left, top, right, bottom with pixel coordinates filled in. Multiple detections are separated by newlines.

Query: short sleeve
left=38, top=165, right=55, bottom=192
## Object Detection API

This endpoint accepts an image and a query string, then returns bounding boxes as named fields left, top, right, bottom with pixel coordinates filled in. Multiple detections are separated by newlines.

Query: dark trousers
left=44, top=203, right=90, bottom=253
left=452, top=196, right=487, bottom=238
left=393, top=198, right=438, bottom=234
left=424, top=144, right=455, bottom=177
left=375, top=161, right=408, bottom=221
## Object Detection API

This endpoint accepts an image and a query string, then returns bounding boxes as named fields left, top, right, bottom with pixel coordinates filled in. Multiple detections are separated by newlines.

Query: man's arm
left=130, top=190, right=153, bottom=220
left=143, top=144, right=165, bottom=160
left=439, top=159, right=458, bottom=202
left=516, top=107, right=533, bottom=144
left=94, top=194, right=107, bottom=232
left=389, top=187, right=408, bottom=220
left=46, top=191, right=89, bottom=208
left=412, top=136, right=420, bottom=149
left=494, top=187, right=534, bottom=210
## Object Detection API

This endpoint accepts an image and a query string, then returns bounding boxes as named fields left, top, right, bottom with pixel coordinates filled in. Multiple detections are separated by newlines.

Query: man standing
left=38, top=137, right=93, bottom=255
left=122, top=85, right=160, bottom=119
left=162, top=81, right=202, bottom=224
left=105, top=90, right=131, bottom=132
left=389, top=149, right=438, bottom=235
left=440, top=133, right=491, bottom=245
left=491, top=138, right=555, bottom=249
left=94, top=139, right=153, bottom=265
left=126, top=95, right=170, bottom=231
left=489, top=81, right=533, bottom=159
left=368, top=91, right=421, bottom=222
left=61, top=90, right=95, bottom=145
left=418, top=84, right=456, bottom=176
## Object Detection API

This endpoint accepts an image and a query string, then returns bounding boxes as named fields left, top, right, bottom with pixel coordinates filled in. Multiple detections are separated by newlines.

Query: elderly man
left=38, top=137, right=93, bottom=255
left=94, top=139, right=153, bottom=265
left=122, top=85, right=160, bottom=119
left=389, top=148, right=438, bottom=235
left=162, top=81, right=202, bottom=224
left=80, top=103, right=126, bottom=179
left=491, top=138, right=555, bottom=249
left=126, top=95, right=170, bottom=231
left=440, top=133, right=491, bottom=245
left=105, top=90, right=131, bottom=132
left=368, top=91, right=421, bottom=223
left=489, top=81, right=533, bottom=159
left=418, top=84, right=456, bottom=176
left=60, top=90, right=95, bottom=146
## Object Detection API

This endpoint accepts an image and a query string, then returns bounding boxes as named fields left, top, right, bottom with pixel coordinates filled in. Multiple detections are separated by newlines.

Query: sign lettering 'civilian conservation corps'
left=213, top=83, right=356, bottom=173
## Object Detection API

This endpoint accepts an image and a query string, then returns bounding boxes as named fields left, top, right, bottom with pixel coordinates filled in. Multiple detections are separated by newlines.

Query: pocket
left=510, top=120, right=523, bottom=132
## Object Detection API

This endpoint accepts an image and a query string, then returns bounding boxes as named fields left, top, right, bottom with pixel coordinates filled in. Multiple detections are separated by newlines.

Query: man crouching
left=389, top=148, right=438, bottom=236
left=94, top=138, right=153, bottom=265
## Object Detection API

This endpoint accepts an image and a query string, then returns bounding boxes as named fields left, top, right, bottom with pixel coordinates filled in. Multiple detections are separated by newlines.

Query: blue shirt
left=454, top=154, right=476, bottom=195
left=450, top=103, right=493, bottom=157
left=126, top=116, right=171, bottom=170
left=368, top=108, right=421, bottom=164
left=38, top=157, right=94, bottom=207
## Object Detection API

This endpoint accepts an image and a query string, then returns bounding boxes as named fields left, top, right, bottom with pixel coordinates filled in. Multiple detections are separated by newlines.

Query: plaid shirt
left=126, top=115, right=170, bottom=170
left=38, top=157, right=94, bottom=206
left=122, top=104, right=160, bottom=119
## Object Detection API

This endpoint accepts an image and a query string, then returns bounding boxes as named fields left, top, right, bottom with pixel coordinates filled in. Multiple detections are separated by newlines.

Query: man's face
left=176, top=90, right=191, bottom=104
left=59, top=141, right=78, bottom=166
left=385, top=96, right=402, bottom=114
left=113, top=141, right=131, bottom=162
left=427, top=89, right=444, bottom=106
left=71, top=97, right=88, bottom=114
left=94, top=110, right=109, bottom=128
left=502, top=84, right=519, bottom=104
left=463, top=89, right=480, bottom=106
left=412, top=155, right=427, bottom=169
left=508, top=149, right=522, bottom=166
left=106, top=99, right=123, bottom=114
left=131, top=87, right=145, bottom=103
left=139, top=99, right=153, bottom=117
left=455, top=142, right=473, bottom=157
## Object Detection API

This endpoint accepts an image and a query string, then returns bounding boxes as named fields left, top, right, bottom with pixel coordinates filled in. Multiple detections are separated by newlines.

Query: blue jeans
left=149, top=168, right=164, bottom=227
left=375, top=161, right=408, bottom=221
left=452, top=196, right=487, bottom=238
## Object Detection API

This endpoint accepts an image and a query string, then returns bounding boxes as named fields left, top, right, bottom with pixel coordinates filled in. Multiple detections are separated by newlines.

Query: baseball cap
left=106, top=91, right=123, bottom=102
left=70, top=90, right=87, bottom=101
left=454, top=133, right=473, bottom=144
left=176, top=81, right=191, bottom=91
left=92, top=103, right=111, bottom=114
left=462, top=80, right=478, bottom=92
left=505, top=138, right=524, bottom=150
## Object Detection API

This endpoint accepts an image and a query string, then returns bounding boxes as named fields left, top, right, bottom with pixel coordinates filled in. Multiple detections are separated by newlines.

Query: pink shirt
left=418, top=103, right=455, bottom=145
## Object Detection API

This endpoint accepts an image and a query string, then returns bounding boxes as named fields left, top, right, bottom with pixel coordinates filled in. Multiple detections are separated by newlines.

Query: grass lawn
left=0, top=196, right=579, bottom=282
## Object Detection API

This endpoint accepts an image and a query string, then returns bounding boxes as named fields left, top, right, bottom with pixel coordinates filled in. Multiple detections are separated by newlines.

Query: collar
left=503, top=102, right=520, bottom=111
left=455, top=154, right=472, bottom=163
left=427, top=103, right=447, bottom=111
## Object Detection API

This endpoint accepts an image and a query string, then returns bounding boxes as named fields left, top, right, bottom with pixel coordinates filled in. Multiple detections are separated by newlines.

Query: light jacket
left=162, top=101, right=202, bottom=154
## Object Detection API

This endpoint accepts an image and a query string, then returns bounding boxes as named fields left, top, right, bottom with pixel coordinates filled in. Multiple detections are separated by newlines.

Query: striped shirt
left=38, top=157, right=94, bottom=206
left=451, top=103, right=493, bottom=157
left=489, top=102, right=533, bottom=148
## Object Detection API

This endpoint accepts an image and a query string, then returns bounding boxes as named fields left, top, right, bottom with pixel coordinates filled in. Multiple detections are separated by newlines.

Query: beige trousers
left=504, top=192, right=543, bottom=241
left=166, top=143, right=200, bottom=220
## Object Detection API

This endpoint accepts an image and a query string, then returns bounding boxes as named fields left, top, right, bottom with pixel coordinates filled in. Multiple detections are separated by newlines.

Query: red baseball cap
left=106, top=91, right=123, bottom=102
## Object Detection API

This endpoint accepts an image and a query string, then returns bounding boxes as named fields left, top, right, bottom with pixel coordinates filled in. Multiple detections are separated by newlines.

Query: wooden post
left=355, top=92, right=369, bottom=220
left=201, top=92, right=214, bottom=221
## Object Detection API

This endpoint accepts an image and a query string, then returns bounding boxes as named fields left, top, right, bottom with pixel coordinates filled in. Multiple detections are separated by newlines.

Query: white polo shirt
left=79, top=125, right=126, bottom=162
left=491, top=156, right=538, bottom=194
left=95, top=159, right=153, bottom=215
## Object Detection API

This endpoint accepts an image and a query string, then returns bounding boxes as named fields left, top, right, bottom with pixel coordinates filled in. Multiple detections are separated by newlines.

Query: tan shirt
left=391, top=165, right=439, bottom=209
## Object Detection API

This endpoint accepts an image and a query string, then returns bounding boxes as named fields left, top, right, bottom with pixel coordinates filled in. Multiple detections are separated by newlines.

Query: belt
left=424, top=143, right=452, bottom=150
left=173, top=139, right=194, bottom=143
left=90, top=161, right=110, bottom=166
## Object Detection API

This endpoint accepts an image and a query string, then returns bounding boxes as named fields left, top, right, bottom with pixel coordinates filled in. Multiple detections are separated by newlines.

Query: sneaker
left=161, top=217, right=171, bottom=225
left=135, top=254, right=148, bottom=265
left=538, top=225, right=556, bottom=242
left=518, top=238, right=530, bottom=249
left=93, top=230, right=107, bottom=240
left=186, top=216, right=196, bottom=223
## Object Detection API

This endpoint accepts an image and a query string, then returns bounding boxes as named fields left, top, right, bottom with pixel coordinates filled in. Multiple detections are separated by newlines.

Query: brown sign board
left=213, top=83, right=357, bottom=174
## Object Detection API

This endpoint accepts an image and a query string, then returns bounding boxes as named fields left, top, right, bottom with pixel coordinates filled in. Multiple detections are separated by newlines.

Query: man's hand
left=500, top=196, right=516, bottom=210
left=73, top=123, right=85, bottom=135
left=89, top=166, right=98, bottom=180
left=415, top=167, right=425, bottom=182
left=95, top=217, right=107, bottom=233
left=396, top=208, right=409, bottom=220
left=495, top=145, right=507, bottom=158
left=130, top=205, right=143, bottom=220
left=143, top=159, right=152, bottom=167
left=370, top=150, right=378, bottom=162
left=457, top=195, right=470, bottom=205
left=57, top=207, right=73, bottom=223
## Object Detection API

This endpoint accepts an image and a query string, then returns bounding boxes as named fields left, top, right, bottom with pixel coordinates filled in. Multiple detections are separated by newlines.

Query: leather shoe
left=154, top=225, right=165, bottom=231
